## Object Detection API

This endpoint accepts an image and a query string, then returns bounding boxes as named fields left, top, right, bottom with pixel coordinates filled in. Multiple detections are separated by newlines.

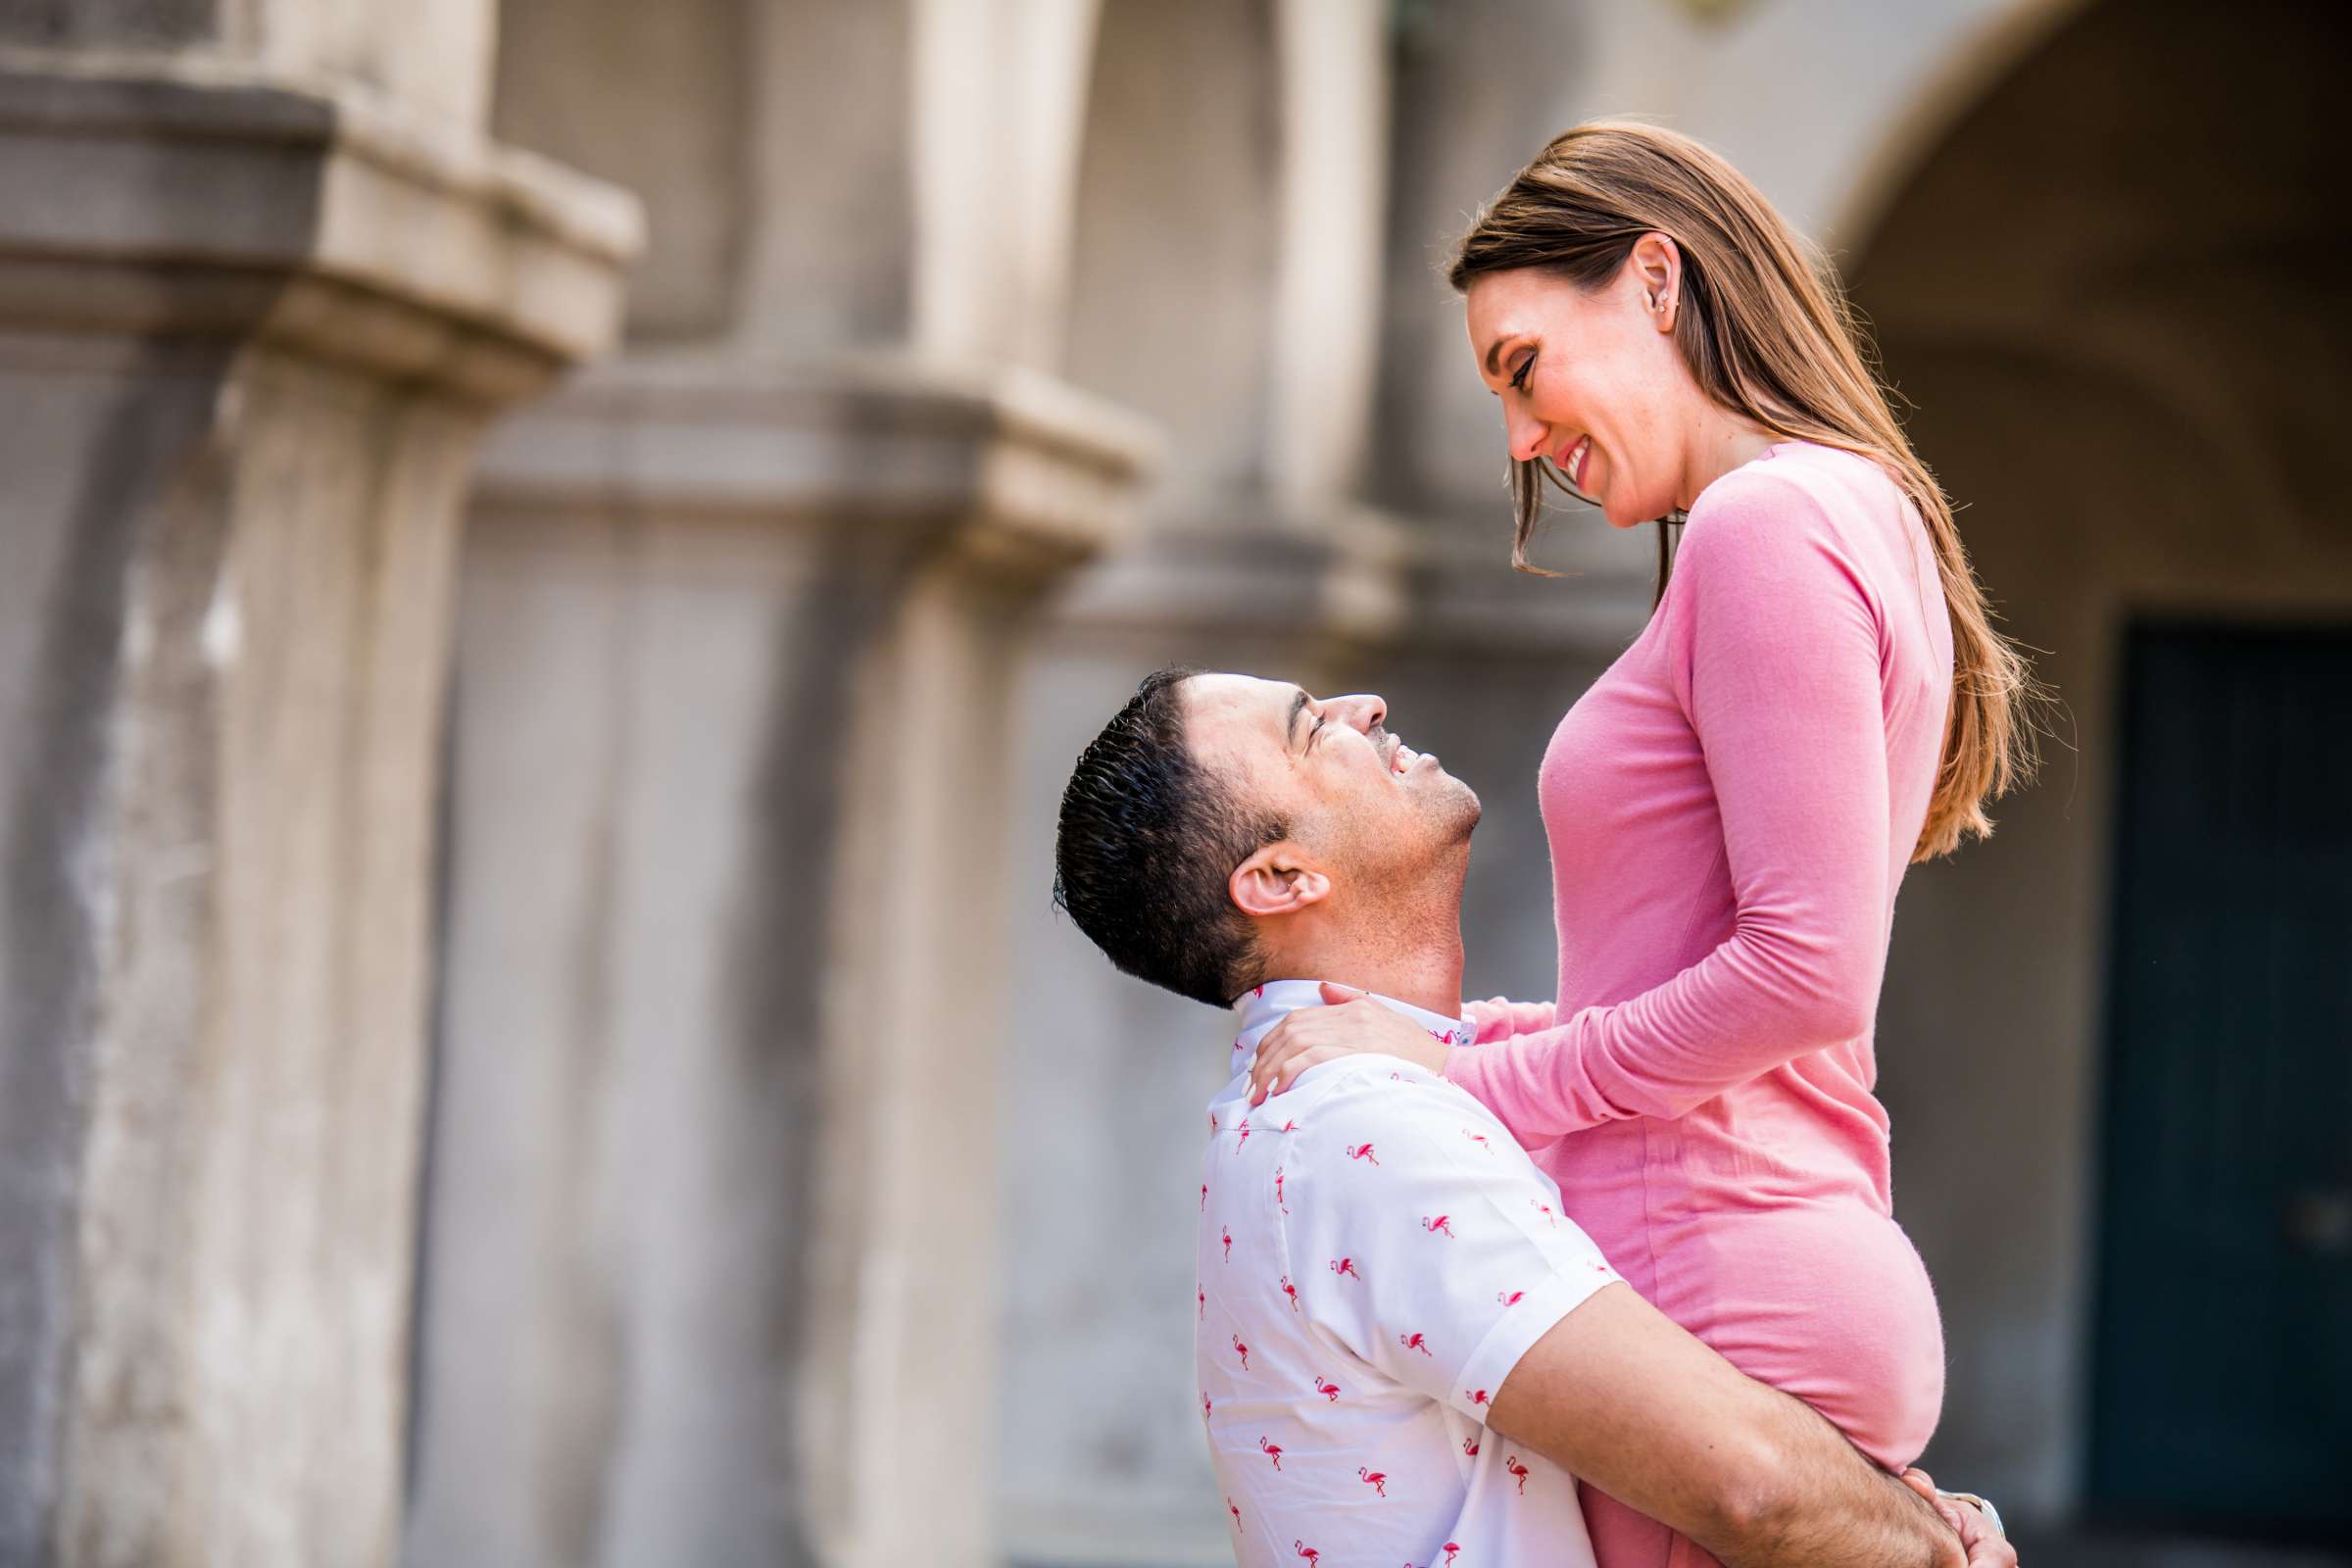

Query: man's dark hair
left=1053, top=667, right=1288, bottom=1007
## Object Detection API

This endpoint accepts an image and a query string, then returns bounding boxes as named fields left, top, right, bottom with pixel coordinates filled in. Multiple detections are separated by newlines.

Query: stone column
left=404, top=3, right=1153, bottom=1565
left=0, top=41, right=634, bottom=1568
left=409, top=361, right=1150, bottom=1568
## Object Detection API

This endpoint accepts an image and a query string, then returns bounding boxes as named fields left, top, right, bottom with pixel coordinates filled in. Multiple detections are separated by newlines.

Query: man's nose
left=1328, top=693, right=1388, bottom=732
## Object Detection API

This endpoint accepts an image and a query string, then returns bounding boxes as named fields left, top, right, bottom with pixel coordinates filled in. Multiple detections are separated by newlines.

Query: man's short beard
left=1435, top=780, right=1483, bottom=843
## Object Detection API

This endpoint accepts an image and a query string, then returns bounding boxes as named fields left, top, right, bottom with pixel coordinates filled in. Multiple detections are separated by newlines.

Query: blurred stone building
left=1, top=2, right=2343, bottom=1567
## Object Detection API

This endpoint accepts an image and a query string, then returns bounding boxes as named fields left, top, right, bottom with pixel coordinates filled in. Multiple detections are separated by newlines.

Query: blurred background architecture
left=0, top=1, right=2344, bottom=1566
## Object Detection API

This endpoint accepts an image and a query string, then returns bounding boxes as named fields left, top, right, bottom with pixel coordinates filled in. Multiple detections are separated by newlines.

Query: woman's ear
left=1629, top=231, right=1681, bottom=328
left=1229, top=842, right=1333, bottom=919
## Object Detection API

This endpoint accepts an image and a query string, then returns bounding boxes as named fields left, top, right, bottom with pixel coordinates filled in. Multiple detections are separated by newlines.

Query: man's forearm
left=1706, top=1388, right=1963, bottom=1568
left=1487, top=1287, right=1963, bottom=1568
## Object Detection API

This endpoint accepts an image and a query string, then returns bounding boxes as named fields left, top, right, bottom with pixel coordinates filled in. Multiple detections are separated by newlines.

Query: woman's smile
left=1556, top=433, right=1593, bottom=491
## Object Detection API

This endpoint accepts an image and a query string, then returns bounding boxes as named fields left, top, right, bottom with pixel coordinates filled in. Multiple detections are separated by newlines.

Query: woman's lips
left=1555, top=434, right=1592, bottom=490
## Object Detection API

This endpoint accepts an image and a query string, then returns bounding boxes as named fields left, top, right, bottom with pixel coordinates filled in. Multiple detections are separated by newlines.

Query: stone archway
left=1849, top=0, right=2352, bottom=1537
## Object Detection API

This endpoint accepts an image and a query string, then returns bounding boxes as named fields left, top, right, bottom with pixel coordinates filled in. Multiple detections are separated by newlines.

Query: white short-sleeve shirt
left=1198, top=982, right=1624, bottom=1568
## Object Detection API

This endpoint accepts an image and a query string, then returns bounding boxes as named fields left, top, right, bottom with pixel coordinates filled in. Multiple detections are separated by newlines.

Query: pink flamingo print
left=1427, top=1027, right=1451, bottom=1044
left=1200, top=1183, right=1208, bottom=1210
left=1422, top=1214, right=1456, bottom=1239
left=1347, top=1143, right=1380, bottom=1166
left=1399, top=1331, right=1433, bottom=1356
left=1311, top=1373, right=1341, bottom=1402
left=1295, top=1542, right=1320, bottom=1565
left=1222, top=1226, right=1233, bottom=1263
left=1274, top=1166, right=1288, bottom=1213
left=1209, top=1112, right=1220, bottom=1133
left=1463, top=1129, right=1492, bottom=1151
left=1229, top=1497, right=1242, bottom=1532
left=1461, top=1434, right=1480, bottom=1457
left=1465, top=1388, right=1491, bottom=1407
left=1231, top=1334, right=1250, bottom=1372
left=1329, top=1256, right=1361, bottom=1282
left=1259, top=1436, right=1284, bottom=1471
left=1280, top=1276, right=1300, bottom=1313
left=1201, top=1390, right=1213, bottom=1421
left=1236, top=1117, right=1251, bottom=1151
left=1198, top=1284, right=1205, bottom=1319
left=1278, top=1119, right=1298, bottom=1132
left=1357, top=1466, right=1389, bottom=1497
left=1530, top=1200, right=1556, bottom=1227
left=1506, top=1454, right=1531, bottom=1494
left=1444, top=1545, right=1461, bottom=1566
left=1497, top=1289, right=1525, bottom=1307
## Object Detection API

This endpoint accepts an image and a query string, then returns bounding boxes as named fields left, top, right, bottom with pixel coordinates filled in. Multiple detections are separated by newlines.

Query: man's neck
left=1279, top=915, right=1465, bottom=1019
left=1257, top=852, right=1471, bottom=1017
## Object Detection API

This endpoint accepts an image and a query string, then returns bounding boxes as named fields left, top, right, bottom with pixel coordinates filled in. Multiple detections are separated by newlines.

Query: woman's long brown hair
left=1451, top=121, right=2038, bottom=860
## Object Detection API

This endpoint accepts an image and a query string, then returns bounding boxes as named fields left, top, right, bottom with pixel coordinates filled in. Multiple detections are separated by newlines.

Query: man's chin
left=1443, top=778, right=1482, bottom=833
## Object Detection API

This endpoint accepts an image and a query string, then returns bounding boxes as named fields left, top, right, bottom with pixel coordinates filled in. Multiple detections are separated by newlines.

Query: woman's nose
left=1504, top=407, right=1549, bottom=464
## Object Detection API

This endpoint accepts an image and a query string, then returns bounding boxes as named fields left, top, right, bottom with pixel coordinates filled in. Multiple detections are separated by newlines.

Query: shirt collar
left=1227, top=979, right=1473, bottom=1076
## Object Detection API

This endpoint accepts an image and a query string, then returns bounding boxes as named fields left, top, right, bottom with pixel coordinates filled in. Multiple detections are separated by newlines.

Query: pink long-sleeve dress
left=1445, top=441, right=1954, bottom=1568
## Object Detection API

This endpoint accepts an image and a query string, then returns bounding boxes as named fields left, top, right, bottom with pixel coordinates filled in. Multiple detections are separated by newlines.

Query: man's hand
left=1248, top=984, right=1451, bottom=1105
left=1902, top=1469, right=2017, bottom=1567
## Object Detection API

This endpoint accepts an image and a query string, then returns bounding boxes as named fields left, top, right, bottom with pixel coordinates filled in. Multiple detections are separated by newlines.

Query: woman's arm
left=1446, top=474, right=1899, bottom=1144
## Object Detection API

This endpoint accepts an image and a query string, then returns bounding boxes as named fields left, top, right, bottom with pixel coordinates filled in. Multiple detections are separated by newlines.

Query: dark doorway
left=2088, top=620, right=2352, bottom=1542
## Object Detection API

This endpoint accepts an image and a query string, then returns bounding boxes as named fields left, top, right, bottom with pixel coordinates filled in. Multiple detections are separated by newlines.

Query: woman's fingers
left=1272, top=1047, right=1341, bottom=1098
left=1253, top=1045, right=1329, bottom=1105
left=1247, top=999, right=1453, bottom=1103
left=1248, top=1017, right=1301, bottom=1101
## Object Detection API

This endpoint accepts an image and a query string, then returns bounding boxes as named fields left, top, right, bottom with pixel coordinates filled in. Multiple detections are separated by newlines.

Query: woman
left=1248, top=122, right=2035, bottom=1567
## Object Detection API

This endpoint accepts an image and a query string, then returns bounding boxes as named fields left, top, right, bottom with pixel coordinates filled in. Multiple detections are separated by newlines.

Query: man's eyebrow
left=1286, top=687, right=1310, bottom=751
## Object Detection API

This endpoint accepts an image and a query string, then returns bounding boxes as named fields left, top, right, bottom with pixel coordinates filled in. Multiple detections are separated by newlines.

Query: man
left=1052, top=668, right=2011, bottom=1568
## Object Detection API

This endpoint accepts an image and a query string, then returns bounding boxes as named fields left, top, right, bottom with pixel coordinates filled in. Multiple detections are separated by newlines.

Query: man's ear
left=1229, top=841, right=1332, bottom=919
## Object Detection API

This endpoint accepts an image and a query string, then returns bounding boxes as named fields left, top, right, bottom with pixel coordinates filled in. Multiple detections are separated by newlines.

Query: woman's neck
left=1677, top=405, right=1779, bottom=514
